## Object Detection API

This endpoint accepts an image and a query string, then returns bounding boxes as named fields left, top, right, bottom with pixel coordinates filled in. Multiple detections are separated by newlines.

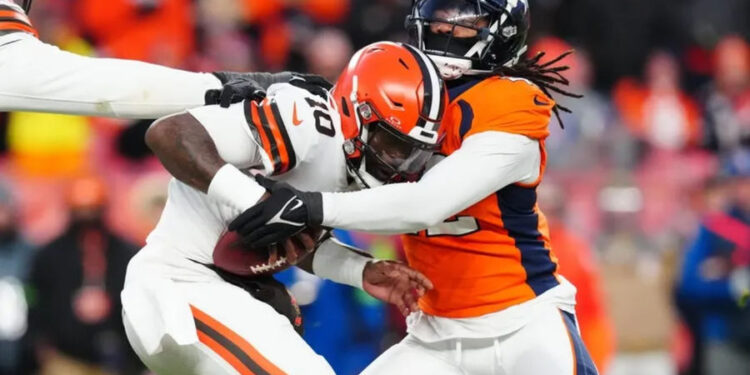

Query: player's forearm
left=308, top=238, right=371, bottom=289
left=148, top=105, right=267, bottom=211
left=0, top=36, right=221, bottom=118
left=146, top=112, right=224, bottom=192
left=322, top=132, right=539, bottom=233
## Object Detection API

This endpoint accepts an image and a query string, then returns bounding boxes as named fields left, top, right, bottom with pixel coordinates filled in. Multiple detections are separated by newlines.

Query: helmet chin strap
left=343, top=145, right=372, bottom=189
left=346, top=127, right=386, bottom=190
left=343, top=139, right=385, bottom=190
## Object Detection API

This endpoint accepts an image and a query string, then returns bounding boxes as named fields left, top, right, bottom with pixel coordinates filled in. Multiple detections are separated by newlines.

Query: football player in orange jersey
left=233, top=1, right=597, bottom=374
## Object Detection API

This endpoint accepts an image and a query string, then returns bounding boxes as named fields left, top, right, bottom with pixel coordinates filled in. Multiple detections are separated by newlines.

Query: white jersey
left=122, top=84, right=348, bottom=370
left=141, top=83, right=350, bottom=281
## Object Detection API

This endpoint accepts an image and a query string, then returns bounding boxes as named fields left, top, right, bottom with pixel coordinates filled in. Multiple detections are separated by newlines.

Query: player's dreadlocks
left=494, top=50, right=583, bottom=129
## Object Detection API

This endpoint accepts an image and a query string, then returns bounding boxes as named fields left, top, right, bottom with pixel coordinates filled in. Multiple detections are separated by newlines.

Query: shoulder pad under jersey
left=243, top=83, right=335, bottom=175
left=446, top=76, right=554, bottom=143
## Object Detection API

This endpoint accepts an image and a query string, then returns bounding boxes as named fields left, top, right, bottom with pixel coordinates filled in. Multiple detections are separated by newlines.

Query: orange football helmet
left=331, top=41, right=448, bottom=187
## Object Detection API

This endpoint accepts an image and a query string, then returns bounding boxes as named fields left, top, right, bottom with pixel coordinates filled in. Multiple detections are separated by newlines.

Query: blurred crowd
left=0, top=0, right=748, bottom=375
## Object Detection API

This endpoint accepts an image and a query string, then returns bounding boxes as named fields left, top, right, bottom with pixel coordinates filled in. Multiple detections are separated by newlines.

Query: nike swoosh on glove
left=206, top=72, right=269, bottom=108
left=228, top=175, right=324, bottom=248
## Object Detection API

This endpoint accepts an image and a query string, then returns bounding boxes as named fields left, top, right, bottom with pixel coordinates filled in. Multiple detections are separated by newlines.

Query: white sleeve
left=312, top=237, right=371, bottom=289
left=0, top=35, right=221, bottom=118
left=184, top=101, right=268, bottom=170
left=321, top=131, right=541, bottom=234
left=178, top=102, right=267, bottom=212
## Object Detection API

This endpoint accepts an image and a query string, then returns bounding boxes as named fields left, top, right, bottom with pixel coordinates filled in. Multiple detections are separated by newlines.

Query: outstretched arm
left=0, top=35, right=220, bottom=118
left=0, top=35, right=294, bottom=118
left=322, top=131, right=541, bottom=233
left=231, top=131, right=541, bottom=245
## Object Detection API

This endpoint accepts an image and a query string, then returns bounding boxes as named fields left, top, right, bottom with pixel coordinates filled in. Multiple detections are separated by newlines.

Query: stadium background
left=0, top=0, right=748, bottom=374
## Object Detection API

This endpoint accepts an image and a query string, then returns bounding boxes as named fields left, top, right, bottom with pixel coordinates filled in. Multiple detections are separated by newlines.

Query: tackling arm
left=322, top=131, right=541, bottom=233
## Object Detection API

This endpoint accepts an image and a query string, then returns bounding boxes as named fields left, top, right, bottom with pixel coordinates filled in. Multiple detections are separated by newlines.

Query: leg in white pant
left=499, top=307, right=598, bottom=375
left=124, top=280, right=334, bottom=375
left=362, top=305, right=597, bottom=375
left=361, top=334, right=464, bottom=375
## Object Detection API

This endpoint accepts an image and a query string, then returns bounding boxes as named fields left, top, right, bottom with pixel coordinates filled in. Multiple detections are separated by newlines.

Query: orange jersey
left=0, top=2, right=37, bottom=37
left=402, top=76, right=560, bottom=318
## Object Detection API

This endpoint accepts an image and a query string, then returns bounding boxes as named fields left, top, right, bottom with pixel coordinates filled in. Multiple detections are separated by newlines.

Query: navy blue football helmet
left=406, top=0, right=530, bottom=79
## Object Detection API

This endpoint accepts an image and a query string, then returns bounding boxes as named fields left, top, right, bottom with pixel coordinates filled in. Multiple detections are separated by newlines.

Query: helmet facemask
left=345, top=100, right=440, bottom=189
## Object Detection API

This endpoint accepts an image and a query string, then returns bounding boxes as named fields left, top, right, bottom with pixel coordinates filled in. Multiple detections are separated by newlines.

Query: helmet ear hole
left=340, top=97, right=351, bottom=117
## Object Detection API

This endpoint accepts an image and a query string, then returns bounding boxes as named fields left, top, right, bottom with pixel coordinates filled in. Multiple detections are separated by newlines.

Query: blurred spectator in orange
left=300, top=0, right=350, bottom=25
left=701, top=36, right=750, bottom=155
left=675, top=151, right=750, bottom=375
left=238, top=0, right=358, bottom=70
left=238, top=0, right=292, bottom=69
left=27, top=177, right=142, bottom=375
left=258, top=18, right=293, bottom=69
left=614, top=51, right=703, bottom=151
left=241, top=0, right=350, bottom=25
left=0, top=182, right=35, bottom=375
left=74, top=0, right=195, bottom=66
left=539, top=184, right=616, bottom=373
left=303, top=28, right=354, bottom=82
left=240, top=0, right=284, bottom=24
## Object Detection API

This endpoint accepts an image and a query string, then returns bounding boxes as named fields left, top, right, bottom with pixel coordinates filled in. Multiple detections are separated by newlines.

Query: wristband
left=312, top=238, right=371, bottom=289
left=207, top=164, right=266, bottom=211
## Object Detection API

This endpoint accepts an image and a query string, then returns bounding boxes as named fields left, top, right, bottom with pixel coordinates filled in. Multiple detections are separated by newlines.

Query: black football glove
left=288, top=73, right=333, bottom=100
left=206, top=72, right=332, bottom=107
left=228, top=175, right=324, bottom=247
left=205, top=72, right=270, bottom=108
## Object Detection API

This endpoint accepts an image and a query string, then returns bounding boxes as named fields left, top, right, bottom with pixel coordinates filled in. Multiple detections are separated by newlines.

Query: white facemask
left=427, top=55, right=473, bottom=80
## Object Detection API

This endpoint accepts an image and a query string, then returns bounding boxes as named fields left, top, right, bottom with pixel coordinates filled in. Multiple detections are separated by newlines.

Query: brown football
left=212, top=228, right=323, bottom=276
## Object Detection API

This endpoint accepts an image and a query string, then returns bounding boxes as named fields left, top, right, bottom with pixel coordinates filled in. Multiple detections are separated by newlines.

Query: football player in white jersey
left=0, top=0, right=313, bottom=118
left=121, top=41, right=447, bottom=374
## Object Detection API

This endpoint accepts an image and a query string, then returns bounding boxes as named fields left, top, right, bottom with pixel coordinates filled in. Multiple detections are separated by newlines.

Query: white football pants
left=362, top=304, right=598, bottom=375
left=122, top=279, right=334, bottom=375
